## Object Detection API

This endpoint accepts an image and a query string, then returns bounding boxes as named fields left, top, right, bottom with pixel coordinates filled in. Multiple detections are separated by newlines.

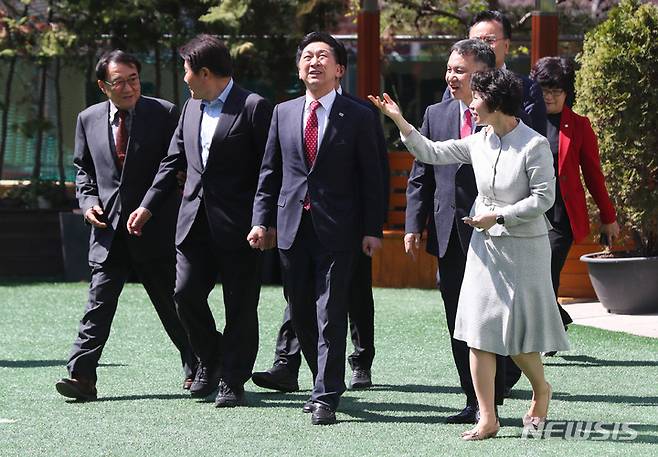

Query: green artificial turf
left=0, top=282, right=656, bottom=456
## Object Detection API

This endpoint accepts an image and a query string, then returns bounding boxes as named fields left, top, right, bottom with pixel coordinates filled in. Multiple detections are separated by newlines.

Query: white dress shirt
left=200, top=78, right=234, bottom=167
left=303, top=89, right=337, bottom=152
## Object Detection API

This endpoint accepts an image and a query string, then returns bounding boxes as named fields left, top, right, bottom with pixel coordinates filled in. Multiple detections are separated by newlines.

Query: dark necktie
left=303, top=100, right=320, bottom=210
left=115, top=110, right=128, bottom=167
left=460, top=108, right=472, bottom=139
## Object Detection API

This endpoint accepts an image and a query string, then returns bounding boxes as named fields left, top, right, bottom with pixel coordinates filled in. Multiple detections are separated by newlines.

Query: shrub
left=575, top=0, right=658, bottom=256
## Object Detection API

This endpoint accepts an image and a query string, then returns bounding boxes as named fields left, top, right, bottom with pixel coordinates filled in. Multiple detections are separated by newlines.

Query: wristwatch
left=496, top=215, right=505, bottom=225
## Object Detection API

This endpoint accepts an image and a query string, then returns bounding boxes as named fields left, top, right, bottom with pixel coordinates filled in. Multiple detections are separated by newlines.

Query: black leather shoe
left=302, top=398, right=316, bottom=413
left=446, top=405, right=477, bottom=424
left=251, top=363, right=299, bottom=392
left=542, top=351, right=558, bottom=357
left=214, top=380, right=246, bottom=407
left=349, top=368, right=372, bottom=389
left=311, top=403, right=336, bottom=425
left=190, top=362, right=222, bottom=398
left=55, top=377, right=97, bottom=401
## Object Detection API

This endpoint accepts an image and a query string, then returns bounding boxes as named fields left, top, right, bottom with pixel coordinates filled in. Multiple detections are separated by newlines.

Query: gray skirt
left=453, top=230, right=571, bottom=356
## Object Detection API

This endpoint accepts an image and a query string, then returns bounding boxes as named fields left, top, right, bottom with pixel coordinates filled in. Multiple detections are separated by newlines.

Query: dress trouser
left=278, top=211, right=354, bottom=410
left=272, top=250, right=375, bottom=373
left=439, top=223, right=506, bottom=406
left=174, top=209, right=262, bottom=388
left=67, top=230, right=196, bottom=381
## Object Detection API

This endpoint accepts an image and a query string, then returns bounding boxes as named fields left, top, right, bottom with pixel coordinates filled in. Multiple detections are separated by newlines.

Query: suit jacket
left=557, top=105, right=616, bottom=242
left=73, top=96, right=180, bottom=264
left=252, top=94, right=384, bottom=251
left=441, top=72, right=547, bottom=136
left=141, top=83, right=273, bottom=248
left=342, top=92, right=390, bottom=222
left=405, top=99, right=477, bottom=258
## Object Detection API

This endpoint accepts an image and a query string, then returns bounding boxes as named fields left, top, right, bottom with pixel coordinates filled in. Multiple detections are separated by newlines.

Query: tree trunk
left=55, top=57, right=66, bottom=191
left=0, top=54, right=17, bottom=180
left=154, top=45, right=161, bottom=98
left=171, top=43, right=179, bottom=107
left=31, top=60, right=49, bottom=181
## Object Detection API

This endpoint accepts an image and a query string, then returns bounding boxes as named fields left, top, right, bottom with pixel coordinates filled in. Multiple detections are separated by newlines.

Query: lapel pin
left=338, top=112, right=344, bottom=117
left=564, top=124, right=568, bottom=128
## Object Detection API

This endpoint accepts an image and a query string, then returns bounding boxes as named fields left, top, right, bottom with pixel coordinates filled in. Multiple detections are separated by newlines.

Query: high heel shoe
left=461, top=421, right=500, bottom=441
left=523, top=382, right=552, bottom=430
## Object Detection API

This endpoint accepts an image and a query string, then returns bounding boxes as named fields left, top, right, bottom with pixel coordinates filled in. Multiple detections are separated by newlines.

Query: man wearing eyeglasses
left=55, top=50, right=195, bottom=401
left=443, top=10, right=547, bottom=137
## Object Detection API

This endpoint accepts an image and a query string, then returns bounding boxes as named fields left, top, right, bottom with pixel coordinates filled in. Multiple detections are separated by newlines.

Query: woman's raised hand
left=368, top=93, right=402, bottom=120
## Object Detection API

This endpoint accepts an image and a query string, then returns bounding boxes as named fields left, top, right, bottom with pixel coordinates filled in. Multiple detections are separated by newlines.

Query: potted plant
left=576, top=0, right=658, bottom=314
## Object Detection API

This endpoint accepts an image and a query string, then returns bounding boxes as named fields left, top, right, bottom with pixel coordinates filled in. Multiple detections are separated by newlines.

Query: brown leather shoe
left=55, top=377, right=97, bottom=401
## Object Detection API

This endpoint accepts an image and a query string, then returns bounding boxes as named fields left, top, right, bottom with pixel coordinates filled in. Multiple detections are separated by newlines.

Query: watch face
left=497, top=215, right=504, bottom=225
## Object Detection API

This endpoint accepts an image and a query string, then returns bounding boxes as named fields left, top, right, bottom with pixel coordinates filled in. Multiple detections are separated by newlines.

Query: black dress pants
left=549, top=227, right=574, bottom=326
left=271, top=249, right=375, bottom=374
left=174, top=210, right=262, bottom=388
left=67, top=231, right=196, bottom=382
left=439, top=224, right=506, bottom=406
left=278, top=212, right=354, bottom=410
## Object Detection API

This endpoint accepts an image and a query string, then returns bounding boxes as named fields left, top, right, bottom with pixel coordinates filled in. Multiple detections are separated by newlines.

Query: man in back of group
left=405, top=39, right=507, bottom=424
left=55, top=50, right=195, bottom=401
left=127, top=34, right=272, bottom=407
left=443, top=10, right=546, bottom=137
left=251, top=36, right=389, bottom=393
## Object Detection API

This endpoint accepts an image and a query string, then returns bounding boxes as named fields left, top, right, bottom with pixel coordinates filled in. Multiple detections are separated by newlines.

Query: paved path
left=562, top=301, right=658, bottom=338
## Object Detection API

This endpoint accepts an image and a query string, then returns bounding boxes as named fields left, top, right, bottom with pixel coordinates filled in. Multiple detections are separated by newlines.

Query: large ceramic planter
left=580, top=252, right=658, bottom=314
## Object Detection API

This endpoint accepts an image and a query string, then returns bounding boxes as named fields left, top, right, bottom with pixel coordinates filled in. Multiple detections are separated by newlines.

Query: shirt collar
left=305, top=89, right=337, bottom=113
left=109, top=101, right=135, bottom=122
left=336, top=85, right=343, bottom=95
left=203, top=78, right=234, bottom=108
left=459, top=100, right=469, bottom=114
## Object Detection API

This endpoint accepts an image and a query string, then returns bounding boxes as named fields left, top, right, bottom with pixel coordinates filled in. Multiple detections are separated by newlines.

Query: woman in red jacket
left=530, top=57, right=619, bottom=338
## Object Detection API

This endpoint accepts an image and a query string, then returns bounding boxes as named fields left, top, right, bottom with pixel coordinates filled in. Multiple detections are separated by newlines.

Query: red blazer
left=557, top=105, right=616, bottom=242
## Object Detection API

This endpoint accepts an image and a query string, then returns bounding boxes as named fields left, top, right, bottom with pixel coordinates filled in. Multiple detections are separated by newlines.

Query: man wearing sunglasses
left=55, top=50, right=195, bottom=401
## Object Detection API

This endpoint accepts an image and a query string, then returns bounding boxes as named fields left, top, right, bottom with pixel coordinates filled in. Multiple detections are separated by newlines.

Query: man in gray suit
left=55, top=50, right=195, bottom=401
left=249, top=32, right=384, bottom=425
left=405, top=40, right=505, bottom=423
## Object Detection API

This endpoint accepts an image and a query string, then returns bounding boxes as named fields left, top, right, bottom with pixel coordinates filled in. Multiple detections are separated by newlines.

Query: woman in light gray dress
left=370, top=69, right=569, bottom=440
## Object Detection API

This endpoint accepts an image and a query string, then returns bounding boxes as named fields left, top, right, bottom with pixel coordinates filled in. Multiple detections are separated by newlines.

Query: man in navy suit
left=442, top=10, right=546, bottom=137
left=405, top=39, right=507, bottom=424
left=249, top=32, right=384, bottom=425
left=127, top=35, right=272, bottom=407
left=251, top=37, right=388, bottom=393
left=55, top=50, right=195, bottom=401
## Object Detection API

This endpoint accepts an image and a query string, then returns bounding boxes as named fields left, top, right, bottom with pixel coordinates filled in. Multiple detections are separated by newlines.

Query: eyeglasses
left=472, top=34, right=503, bottom=45
left=104, top=75, right=140, bottom=90
left=541, top=88, right=565, bottom=98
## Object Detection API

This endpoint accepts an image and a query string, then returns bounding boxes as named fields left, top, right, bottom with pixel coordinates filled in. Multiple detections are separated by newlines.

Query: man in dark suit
left=249, top=32, right=384, bottom=425
left=251, top=38, right=388, bottom=392
left=442, top=10, right=547, bottom=137
left=55, top=50, right=195, bottom=401
left=405, top=39, right=507, bottom=424
left=127, top=35, right=272, bottom=407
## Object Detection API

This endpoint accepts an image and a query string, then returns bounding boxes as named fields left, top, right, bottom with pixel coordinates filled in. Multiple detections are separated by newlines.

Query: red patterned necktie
left=303, top=100, right=320, bottom=210
left=460, top=108, right=472, bottom=139
left=115, top=110, right=128, bottom=167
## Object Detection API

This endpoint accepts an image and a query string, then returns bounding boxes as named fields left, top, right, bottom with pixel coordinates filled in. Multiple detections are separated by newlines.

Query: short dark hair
left=470, top=69, right=523, bottom=116
left=450, top=39, right=496, bottom=70
left=96, top=50, right=141, bottom=81
left=179, top=34, right=232, bottom=77
left=530, top=56, right=575, bottom=94
left=295, top=31, right=346, bottom=67
left=470, top=10, right=512, bottom=39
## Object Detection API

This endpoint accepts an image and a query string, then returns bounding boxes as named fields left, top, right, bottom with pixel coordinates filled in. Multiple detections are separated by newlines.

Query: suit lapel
left=312, top=95, right=344, bottom=171
left=205, top=85, right=245, bottom=169
left=444, top=100, right=462, bottom=170
left=92, top=101, right=122, bottom=179
left=291, top=97, right=307, bottom=172
left=558, top=106, right=573, bottom=175
left=123, top=97, right=145, bottom=177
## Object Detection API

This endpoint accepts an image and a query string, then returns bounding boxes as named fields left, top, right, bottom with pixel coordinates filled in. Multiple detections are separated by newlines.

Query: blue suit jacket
left=252, top=94, right=384, bottom=251
left=404, top=98, right=477, bottom=258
